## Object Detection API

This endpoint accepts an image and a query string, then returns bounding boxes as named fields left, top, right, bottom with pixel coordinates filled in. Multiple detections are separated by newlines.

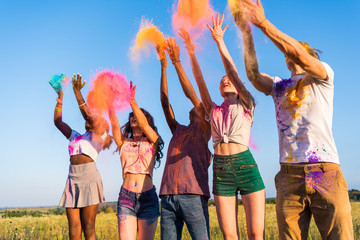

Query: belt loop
left=319, top=164, right=325, bottom=173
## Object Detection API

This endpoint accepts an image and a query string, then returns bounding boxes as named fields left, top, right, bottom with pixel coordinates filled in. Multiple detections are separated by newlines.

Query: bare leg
left=242, top=189, right=265, bottom=240
left=214, top=195, right=239, bottom=240
left=118, top=214, right=137, bottom=240
left=80, top=204, right=98, bottom=240
left=66, top=208, right=82, bottom=240
left=138, top=218, right=158, bottom=240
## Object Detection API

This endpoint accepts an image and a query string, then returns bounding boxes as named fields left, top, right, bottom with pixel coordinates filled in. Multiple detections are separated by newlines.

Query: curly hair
left=121, top=108, right=164, bottom=168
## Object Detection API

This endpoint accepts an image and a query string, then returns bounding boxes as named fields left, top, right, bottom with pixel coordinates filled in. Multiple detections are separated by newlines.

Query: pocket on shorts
left=213, top=164, right=226, bottom=172
left=213, top=164, right=229, bottom=181
left=239, top=164, right=257, bottom=171
left=118, top=192, right=135, bottom=209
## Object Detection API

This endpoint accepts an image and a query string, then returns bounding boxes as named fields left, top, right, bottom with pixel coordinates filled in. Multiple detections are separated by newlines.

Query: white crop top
left=68, top=130, right=107, bottom=162
left=210, top=98, right=254, bottom=149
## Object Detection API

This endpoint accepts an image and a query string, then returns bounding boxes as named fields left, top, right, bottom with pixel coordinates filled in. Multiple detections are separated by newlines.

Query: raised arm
left=53, top=90, right=72, bottom=139
left=207, top=13, right=254, bottom=108
left=108, top=107, right=125, bottom=148
left=234, top=6, right=273, bottom=95
left=157, top=45, right=178, bottom=134
left=130, top=81, right=159, bottom=145
left=72, top=73, right=94, bottom=124
left=178, top=29, right=213, bottom=114
left=243, top=0, right=327, bottom=80
left=166, top=37, right=202, bottom=108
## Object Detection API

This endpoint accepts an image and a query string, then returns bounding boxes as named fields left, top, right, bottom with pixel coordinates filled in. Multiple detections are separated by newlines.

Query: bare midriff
left=70, top=154, right=94, bottom=165
left=122, top=173, right=154, bottom=193
left=215, top=142, right=248, bottom=156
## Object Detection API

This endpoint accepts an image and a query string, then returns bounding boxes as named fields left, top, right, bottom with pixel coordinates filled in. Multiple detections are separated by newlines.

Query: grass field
left=1, top=202, right=359, bottom=239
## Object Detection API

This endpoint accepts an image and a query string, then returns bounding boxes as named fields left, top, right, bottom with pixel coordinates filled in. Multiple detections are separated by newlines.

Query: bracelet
left=56, top=98, right=63, bottom=104
left=78, top=102, right=86, bottom=107
left=172, top=59, right=181, bottom=64
left=55, top=107, right=62, bottom=112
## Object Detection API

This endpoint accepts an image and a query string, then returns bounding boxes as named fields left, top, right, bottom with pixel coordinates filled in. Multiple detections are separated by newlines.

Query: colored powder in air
left=228, top=0, right=241, bottom=14
left=227, top=0, right=253, bottom=28
left=130, top=18, right=167, bottom=61
left=87, top=70, right=130, bottom=116
left=49, top=74, right=69, bottom=93
left=249, top=135, right=258, bottom=151
left=172, top=0, right=213, bottom=39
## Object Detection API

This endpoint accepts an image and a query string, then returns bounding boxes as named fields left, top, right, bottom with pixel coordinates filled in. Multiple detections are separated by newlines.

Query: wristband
left=79, top=102, right=86, bottom=107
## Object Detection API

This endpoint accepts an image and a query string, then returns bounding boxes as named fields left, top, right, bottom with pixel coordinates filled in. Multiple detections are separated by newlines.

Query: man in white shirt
left=234, top=0, right=353, bottom=239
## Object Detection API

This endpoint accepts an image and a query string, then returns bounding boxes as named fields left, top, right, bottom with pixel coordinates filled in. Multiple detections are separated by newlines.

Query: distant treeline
left=1, top=208, right=64, bottom=218
left=1, top=190, right=359, bottom=218
left=349, top=189, right=360, bottom=201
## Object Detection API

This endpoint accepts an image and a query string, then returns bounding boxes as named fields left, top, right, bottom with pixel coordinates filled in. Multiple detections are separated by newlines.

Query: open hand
left=72, top=73, right=85, bottom=92
left=241, top=0, right=266, bottom=27
left=206, top=13, right=229, bottom=42
left=178, top=28, right=195, bottom=52
left=49, top=74, right=68, bottom=94
left=130, top=80, right=136, bottom=102
left=166, top=37, right=180, bottom=64
left=156, top=45, right=167, bottom=67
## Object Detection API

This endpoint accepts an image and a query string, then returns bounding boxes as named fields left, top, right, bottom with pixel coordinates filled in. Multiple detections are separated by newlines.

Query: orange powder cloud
left=172, top=0, right=213, bottom=39
left=87, top=70, right=130, bottom=116
left=130, top=18, right=166, bottom=61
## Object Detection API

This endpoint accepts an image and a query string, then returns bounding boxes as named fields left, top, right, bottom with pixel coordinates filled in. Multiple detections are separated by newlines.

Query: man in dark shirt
left=157, top=38, right=212, bottom=240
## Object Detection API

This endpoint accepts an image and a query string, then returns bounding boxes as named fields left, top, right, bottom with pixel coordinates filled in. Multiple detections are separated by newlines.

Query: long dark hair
left=122, top=108, right=164, bottom=168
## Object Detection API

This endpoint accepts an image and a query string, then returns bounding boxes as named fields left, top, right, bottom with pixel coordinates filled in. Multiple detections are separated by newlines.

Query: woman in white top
left=52, top=74, right=112, bottom=240
left=179, top=14, right=265, bottom=239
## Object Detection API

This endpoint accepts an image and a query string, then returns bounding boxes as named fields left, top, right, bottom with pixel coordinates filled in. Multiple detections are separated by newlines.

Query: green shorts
left=213, top=150, right=265, bottom=196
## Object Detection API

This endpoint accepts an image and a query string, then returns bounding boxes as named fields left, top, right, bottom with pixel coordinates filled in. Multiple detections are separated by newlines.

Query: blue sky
left=0, top=0, right=359, bottom=208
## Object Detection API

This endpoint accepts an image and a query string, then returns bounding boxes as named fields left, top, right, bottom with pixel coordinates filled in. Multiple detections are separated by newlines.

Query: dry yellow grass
left=1, top=202, right=359, bottom=239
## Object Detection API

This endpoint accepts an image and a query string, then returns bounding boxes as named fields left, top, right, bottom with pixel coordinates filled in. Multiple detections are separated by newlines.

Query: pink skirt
left=60, top=162, right=105, bottom=208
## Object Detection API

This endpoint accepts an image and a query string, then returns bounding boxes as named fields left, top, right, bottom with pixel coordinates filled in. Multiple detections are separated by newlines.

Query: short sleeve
left=205, top=102, right=218, bottom=122
left=195, top=103, right=210, bottom=122
left=314, top=62, right=334, bottom=86
left=246, top=96, right=255, bottom=113
left=68, top=130, right=81, bottom=142
left=193, top=104, right=211, bottom=136
left=269, top=76, right=282, bottom=98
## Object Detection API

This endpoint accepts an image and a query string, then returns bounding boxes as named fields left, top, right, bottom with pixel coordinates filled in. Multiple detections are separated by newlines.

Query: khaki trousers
left=275, top=163, right=353, bottom=240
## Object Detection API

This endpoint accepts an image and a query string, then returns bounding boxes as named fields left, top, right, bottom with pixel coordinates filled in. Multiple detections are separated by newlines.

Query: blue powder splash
left=49, top=74, right=69, bottom=93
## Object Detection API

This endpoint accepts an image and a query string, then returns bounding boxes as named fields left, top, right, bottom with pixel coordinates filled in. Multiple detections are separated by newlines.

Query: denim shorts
left=117, top=186, right=160, bottom=221
left=213, top=150, right=265, bottom=196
